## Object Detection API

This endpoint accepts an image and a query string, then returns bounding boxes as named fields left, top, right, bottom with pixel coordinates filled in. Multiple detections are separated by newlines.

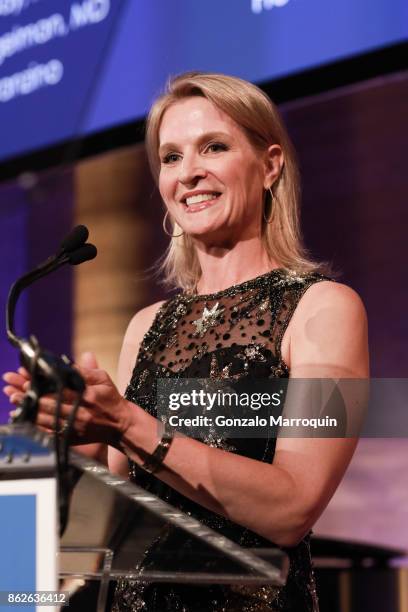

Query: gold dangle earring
left=263, top=187, right=274, bottom=224
left=162, top=210, right=184, bottom=237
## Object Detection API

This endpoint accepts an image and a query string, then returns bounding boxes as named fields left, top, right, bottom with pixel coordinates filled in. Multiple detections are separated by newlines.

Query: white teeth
left=185, top=193, right=219, bottom=206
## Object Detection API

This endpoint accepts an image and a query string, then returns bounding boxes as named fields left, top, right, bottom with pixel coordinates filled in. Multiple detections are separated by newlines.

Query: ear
left=263, top=144, right=284, bottom=190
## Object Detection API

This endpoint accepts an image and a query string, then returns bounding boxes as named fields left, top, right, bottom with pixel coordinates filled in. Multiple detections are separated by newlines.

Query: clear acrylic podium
left=1, top=424, right=288, bottom=612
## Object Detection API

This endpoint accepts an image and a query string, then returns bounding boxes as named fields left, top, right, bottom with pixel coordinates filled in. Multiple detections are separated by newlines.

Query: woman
left=3, top=72, right=368, bottom=611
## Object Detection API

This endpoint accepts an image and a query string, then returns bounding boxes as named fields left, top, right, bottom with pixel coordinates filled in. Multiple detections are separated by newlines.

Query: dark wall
left=283, top=72, right=408, bottom=376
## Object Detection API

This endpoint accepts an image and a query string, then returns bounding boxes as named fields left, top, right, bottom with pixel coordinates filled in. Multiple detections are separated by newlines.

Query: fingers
left=2, top=371, right=31, bottom=410
left=9, top=414, right=54, bottom=436
left=36, top=425, right=54, bottom=435
left=36, top=411, right=64, bottom=431
left=72, top=352, right=111, bottom=390
left=37, top=396, right=82, bottom=420
left=17, top=367, right=30, bottom=380
left=78, top=351, right=99, bottom=369
left=57, top=387, right=84, bottom=405
left=3, top=366, right=94, bottom=436
left=6, top=391, right=25, bottom=405
left=3, top=382, right=81, bottom=411
left=76, top=365, right=111, bottom=387
left=4, top=354, right=108, bottom=395
left=36, top=399, right=73, bottom=430
left=36, top=401, right=90, bottom=439
left=2, top=371, right=29, bottom=393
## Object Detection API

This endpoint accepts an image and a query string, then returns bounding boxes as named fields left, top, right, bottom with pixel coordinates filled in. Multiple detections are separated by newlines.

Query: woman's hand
left=3, top=366, right=31, bottom=413
left=3, top=352, right=135, bottom=448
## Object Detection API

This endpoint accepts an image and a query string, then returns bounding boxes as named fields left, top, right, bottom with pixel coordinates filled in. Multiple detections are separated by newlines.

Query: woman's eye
left=162, top=153, right=180, bottom=164
left=206, top=142, right=228, bottom=153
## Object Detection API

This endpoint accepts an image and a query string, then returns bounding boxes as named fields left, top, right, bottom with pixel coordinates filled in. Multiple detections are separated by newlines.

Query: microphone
left=17, top=337, right=86, bottom=395
left=67, top=243, right=97, bottom=265
left=11, top=225, right=90, bottom=284
left=5, top=225, right=97, bottom=421
left=6, top=226, right=97, bottom=346
left=58, top=224, right=89, bottom=255
left=6, top=225, right=97, bottom=540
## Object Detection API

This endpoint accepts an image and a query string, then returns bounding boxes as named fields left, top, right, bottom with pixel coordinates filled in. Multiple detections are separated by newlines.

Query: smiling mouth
left=182, top=192, right=222, bottom=212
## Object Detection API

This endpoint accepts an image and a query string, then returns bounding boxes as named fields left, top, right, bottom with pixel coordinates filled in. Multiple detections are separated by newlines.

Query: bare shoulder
left=124, top=300, right=167, bottom=345
left=294, top=280, right=367, bottom=323
left=285, top=280, right=369, bottom=377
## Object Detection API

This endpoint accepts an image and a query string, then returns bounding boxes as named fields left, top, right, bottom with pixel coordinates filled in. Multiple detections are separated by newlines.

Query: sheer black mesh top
left=114, top=269, right=326, bottom=612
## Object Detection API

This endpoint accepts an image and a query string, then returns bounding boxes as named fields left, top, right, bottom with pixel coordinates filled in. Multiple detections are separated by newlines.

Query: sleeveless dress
left=113, top=269, right=326, bottom=612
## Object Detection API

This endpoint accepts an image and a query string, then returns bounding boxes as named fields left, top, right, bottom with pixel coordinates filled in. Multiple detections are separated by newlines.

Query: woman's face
left=158, top=96, right=281, bottom=244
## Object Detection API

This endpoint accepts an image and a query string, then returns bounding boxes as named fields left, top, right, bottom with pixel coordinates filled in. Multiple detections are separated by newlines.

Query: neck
left=194, top=236, right=279, bottom=295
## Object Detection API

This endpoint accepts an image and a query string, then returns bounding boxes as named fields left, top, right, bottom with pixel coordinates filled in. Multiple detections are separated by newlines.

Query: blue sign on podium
left=0, top=427, right=57, bottom=612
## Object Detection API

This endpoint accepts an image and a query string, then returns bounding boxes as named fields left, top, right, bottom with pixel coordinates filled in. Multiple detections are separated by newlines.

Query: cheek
left=158, top=182, right=180, bottom=220
left=241, top=164, right=264, bottom=198
left=158, top=178, right=170, bottom=205
left=158, top=174, right=165, bottom=196
left=159, top=172, right=176, bottom=201
left=226, top=156, right=262, bottom=189
left=231, top=170, right=262, bottom=204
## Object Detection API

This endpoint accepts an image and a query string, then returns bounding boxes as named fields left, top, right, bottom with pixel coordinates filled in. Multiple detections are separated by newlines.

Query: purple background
left=0, top=171, right=73, bottom=423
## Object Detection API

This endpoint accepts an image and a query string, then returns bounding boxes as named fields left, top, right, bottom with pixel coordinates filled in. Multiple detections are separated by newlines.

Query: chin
left=187, top=226, right=233, bottom=245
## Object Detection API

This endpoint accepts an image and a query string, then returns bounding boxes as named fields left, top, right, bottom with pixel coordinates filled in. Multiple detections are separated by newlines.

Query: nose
left=178, top=152, right=207, bottom=185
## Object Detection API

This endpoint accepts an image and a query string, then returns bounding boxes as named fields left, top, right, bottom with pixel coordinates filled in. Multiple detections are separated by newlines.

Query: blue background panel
left=0, top=0, right=407, bottom=162
left=0, top=494, right=35, bottom=612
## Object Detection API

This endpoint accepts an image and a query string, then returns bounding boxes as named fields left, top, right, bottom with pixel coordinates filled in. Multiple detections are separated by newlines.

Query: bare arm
left=118, top=281, right=368, bottom=546
left=108, top=301, right=165, bottom=476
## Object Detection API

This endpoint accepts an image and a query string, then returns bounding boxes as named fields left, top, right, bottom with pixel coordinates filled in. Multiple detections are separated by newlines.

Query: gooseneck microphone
left=5, top=225, right=98, bottom=536
left=6, top=225, right=95, bottom=349
left=6, top=225, right=97, bottom=420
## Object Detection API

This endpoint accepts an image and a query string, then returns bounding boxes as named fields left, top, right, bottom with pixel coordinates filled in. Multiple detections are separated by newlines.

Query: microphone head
left=59, top=225, right=89, bottom=254
left=68, top=243, right=97, bottom=265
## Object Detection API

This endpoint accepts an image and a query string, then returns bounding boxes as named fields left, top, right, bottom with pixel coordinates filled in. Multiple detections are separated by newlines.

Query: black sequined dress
left=113, top=269, right=325, bottom=612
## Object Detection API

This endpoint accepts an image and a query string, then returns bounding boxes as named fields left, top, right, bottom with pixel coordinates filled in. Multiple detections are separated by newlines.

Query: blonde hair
left=146, top=71, right=324, bottom=292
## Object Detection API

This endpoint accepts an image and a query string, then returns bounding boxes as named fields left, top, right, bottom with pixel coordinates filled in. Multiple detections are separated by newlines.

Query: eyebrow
left=158, top=131, right=231, bottom=155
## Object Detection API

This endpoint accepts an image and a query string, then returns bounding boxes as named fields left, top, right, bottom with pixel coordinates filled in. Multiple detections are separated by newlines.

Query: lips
left=179, top=190, right=222, bottom=213
left=181, top=190, right=221, bottom=203
left=183, top=193, right=221, bottom=213
left=185, top=193, right=219, bottom=206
